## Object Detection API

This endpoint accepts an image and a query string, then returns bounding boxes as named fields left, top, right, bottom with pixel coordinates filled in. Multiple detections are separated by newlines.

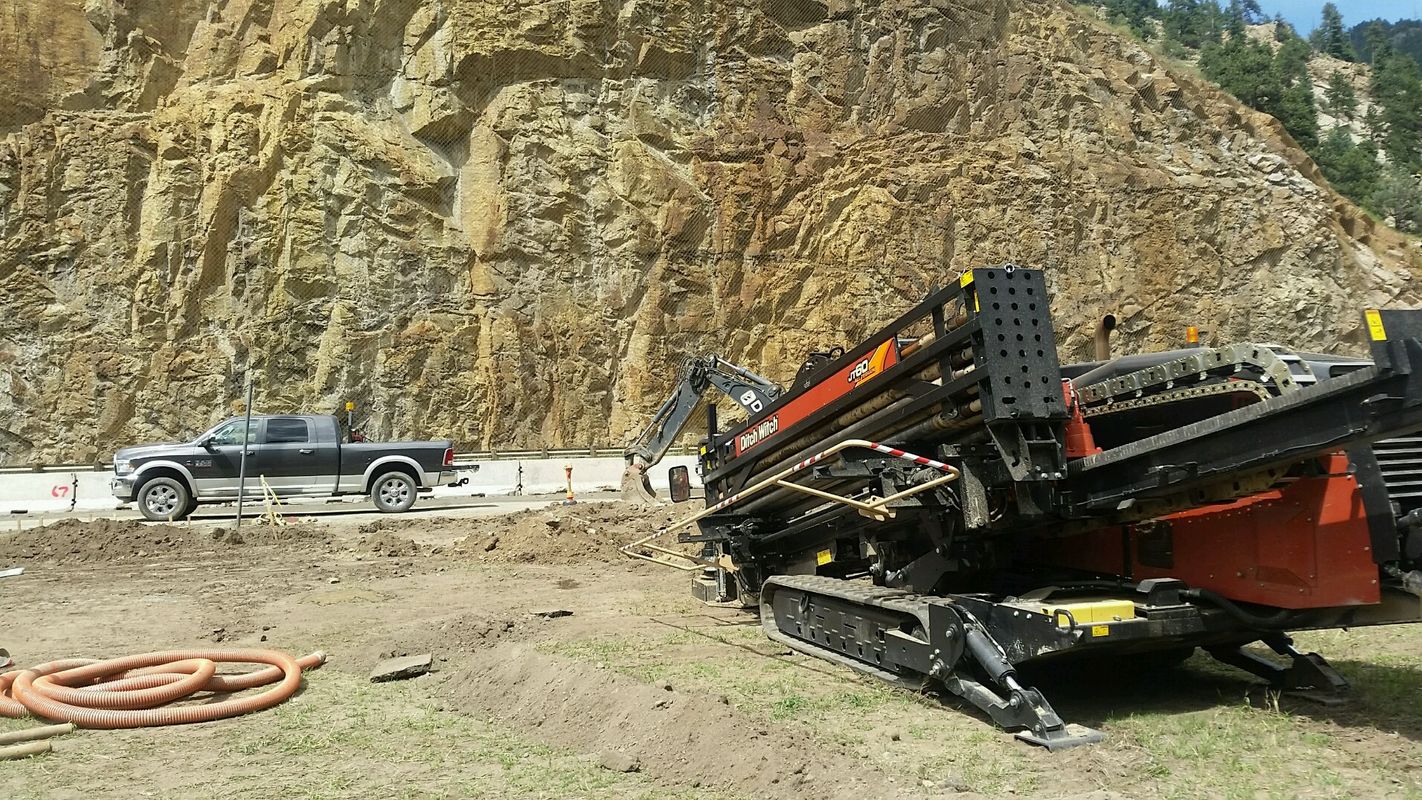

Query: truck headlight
left=115, top=460, right=135, bottom=476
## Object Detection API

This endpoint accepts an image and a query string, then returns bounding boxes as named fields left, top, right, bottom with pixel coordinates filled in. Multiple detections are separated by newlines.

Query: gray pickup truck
left=111, top=414, right=458, bottom=521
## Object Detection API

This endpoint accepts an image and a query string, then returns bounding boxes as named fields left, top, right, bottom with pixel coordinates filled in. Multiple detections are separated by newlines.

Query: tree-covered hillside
left=1077, top=1, right=1422, bottom=233
left=1352, top=19, right=1422, bottom=65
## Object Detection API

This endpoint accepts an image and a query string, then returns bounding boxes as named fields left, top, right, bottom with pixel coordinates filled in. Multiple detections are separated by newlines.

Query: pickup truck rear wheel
left=371, top=471, right=417, bottom=513
left=139, top=477, right=194, bottom=522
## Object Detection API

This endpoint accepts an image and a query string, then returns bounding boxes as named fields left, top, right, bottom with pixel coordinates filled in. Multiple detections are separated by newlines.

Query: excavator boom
left=621, top=356, right=781, bottom=502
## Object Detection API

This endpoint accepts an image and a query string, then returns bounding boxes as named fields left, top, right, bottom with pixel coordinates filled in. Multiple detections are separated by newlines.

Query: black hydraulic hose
left=1181, top=588, right=1296, bottom=630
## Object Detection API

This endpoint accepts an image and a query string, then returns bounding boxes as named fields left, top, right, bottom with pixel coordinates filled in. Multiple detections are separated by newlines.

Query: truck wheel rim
left=379, top=479, right=410, bottom=506
left=146, top=486, right=178, bottom=516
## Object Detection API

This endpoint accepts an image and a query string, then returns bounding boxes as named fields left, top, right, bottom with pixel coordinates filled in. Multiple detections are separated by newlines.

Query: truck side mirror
left=668, top=465, right=692, bottom=503
left=198, top=436, right=214, bottom=449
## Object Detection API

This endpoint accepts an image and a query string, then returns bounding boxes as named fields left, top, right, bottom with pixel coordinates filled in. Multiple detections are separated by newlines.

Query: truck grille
left=1372, top=435, right=1422, bottom=511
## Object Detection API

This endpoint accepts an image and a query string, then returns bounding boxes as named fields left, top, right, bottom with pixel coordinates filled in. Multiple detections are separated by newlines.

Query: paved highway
left=3, top=491, right=626, bottom=532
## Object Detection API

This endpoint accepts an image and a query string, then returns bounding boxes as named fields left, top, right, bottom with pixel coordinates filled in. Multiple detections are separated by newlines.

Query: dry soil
left=2, top=503, right=1420, bottom=799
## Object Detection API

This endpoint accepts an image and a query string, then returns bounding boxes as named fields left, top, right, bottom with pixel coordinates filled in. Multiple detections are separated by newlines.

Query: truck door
left=190, top=419, right=260, bottom=499
left=251, top=417, right=336, bottom=495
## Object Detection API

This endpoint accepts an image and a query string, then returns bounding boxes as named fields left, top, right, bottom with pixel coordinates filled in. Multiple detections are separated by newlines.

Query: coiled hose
left=0, top=649, right=326, bottom=729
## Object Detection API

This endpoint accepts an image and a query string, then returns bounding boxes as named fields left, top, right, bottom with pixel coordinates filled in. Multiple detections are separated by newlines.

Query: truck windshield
left=210, top=420, right=259, bottom=446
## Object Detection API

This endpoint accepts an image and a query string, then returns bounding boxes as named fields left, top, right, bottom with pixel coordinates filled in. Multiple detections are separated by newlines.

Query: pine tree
left=1364, top=106, right=1387, bottom=144
left=1370, top=40, right=1422, bottom=168
left=1222, top=1, right=1246, bottom=39
left=1164, top=0, right=1223, bottom=50
left=1365, top=21, right=1396, bottom=66
left=1315, top=128, right=1381, bottom=203
left=1371, top=165, right=1422, bottom=232
left=1276, top=32, right=1312, bottom=78
left=1273, top=15, right=1296, bottom=43
left=1201, top=22, right=1319, bottom=150
left=1201, top=36, right=1279, bottom=110
left=1277, top=34, right=1320, bottom=149
left=1311, top=4, right=1357, bottom=61
left=1278, top=79, right=1320, bottom=150
left=1105, top=0, right=1159, bottom=40
left=1324, top=69, right=1359, bottom=121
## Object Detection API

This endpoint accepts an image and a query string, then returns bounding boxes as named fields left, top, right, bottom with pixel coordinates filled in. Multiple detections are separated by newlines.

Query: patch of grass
left=769, top=694, right=810, bottom=719
left=545, top=625, right=1422, bottom=799
left=0, top=670, right=743, bottom=800
left=1110, top=704, right=1346, bottom=800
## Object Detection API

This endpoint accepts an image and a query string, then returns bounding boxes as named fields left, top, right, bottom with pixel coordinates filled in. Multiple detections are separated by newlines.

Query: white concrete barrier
left=426, top=460, right=522, bottom=498
left=0, top=455, right=705, bottom=512
left=436, top=456, right=701, bottom=497
left=0, top=471, right=116, bottom=514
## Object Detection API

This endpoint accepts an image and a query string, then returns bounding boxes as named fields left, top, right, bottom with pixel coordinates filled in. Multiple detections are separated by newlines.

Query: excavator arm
left=622, top=356, right=781, bottom=502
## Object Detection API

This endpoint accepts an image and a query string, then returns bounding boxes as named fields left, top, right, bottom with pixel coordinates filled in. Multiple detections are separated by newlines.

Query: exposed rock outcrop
left=0, top=0, right=1416, bottom=463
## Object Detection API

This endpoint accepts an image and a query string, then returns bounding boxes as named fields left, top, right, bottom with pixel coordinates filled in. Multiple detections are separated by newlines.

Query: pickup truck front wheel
left=139, top=477, right=194, bottom=522
left=371, top=471, right=417, bottom=513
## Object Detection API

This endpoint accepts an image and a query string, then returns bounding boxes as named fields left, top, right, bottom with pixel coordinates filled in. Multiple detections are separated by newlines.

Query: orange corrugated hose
left=0, top=649, right=326, bottom=729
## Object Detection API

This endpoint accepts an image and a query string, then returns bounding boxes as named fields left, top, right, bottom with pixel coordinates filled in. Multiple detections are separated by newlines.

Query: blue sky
left=1267, top=1, right=1421, bottom=33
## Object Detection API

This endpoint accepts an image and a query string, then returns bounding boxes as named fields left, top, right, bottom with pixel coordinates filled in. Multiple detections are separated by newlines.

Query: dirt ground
left=2, top=503, right=1421, bottom=800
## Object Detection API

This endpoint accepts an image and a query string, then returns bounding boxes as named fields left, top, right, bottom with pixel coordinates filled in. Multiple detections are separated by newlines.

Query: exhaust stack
left=1093, top=314, right=1117, bottom=361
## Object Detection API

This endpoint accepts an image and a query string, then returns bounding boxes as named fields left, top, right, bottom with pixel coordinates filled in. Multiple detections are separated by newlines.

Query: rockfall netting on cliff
left=0, top=0, right=1416, bottom=464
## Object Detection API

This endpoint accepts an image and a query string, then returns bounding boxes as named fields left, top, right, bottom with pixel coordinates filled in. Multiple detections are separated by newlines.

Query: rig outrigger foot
left=947, top=623, right=1105, bottom=750
left=1207, top=634, right=1350, bottom=700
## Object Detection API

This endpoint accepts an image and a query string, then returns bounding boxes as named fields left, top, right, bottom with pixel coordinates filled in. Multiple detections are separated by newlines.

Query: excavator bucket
left=621, top=463, right=659, bottom=505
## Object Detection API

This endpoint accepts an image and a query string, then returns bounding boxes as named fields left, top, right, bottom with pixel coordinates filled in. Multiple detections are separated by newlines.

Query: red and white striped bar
left=623, top=439, right=962, bottom=571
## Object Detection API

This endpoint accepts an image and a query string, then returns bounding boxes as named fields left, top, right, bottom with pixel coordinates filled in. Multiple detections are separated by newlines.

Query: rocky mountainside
left=0, top=0, right=1417, bottom=464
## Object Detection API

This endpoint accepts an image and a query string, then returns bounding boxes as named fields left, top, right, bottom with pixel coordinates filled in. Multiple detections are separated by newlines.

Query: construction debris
left=0, top=740, right=50, bottom=761
left=369, top=653, right=433, bottom=683
left=597, top=751, right=640, bottom=773
left=0, top=722, right=75, bottom=746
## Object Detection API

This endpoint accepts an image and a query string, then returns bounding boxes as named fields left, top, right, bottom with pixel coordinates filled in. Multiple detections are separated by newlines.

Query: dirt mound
left=0, top=519, right=249, bottom=564
left=355, top=531, right=421, bottom=558
left=444, top=645, right=924, bottom=800
left=373, top=612, right=528, bottom=662
left=448, top=502, right=684, bottom=564
left=335, top=501, right=700, bottom=565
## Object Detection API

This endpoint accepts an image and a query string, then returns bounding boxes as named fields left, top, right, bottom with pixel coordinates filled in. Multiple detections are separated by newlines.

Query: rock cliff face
left=0, top=0, right=1417, bottom=464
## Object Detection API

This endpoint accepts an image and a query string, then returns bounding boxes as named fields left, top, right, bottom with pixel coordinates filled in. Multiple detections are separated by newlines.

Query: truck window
left=265, top=418, right=310, bottom=444
left=210, top=420, right=259, bottom=446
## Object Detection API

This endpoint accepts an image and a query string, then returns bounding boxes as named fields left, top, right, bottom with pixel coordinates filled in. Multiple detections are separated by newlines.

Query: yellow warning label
left=1091, top=625, right=1110, bottom=638
left=959, top=271, right=980, bottom=311
left=1366, top=309, right=1388, bottom=342
left=816, top=549, right=833, bottom=566
left=1040, top=600, right=1135, bottom=624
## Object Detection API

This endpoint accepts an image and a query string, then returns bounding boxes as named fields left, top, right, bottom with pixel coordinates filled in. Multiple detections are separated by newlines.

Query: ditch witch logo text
left=847, top=355, right=873, bottom=384
left=738, top=415, right=780, bottom=453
